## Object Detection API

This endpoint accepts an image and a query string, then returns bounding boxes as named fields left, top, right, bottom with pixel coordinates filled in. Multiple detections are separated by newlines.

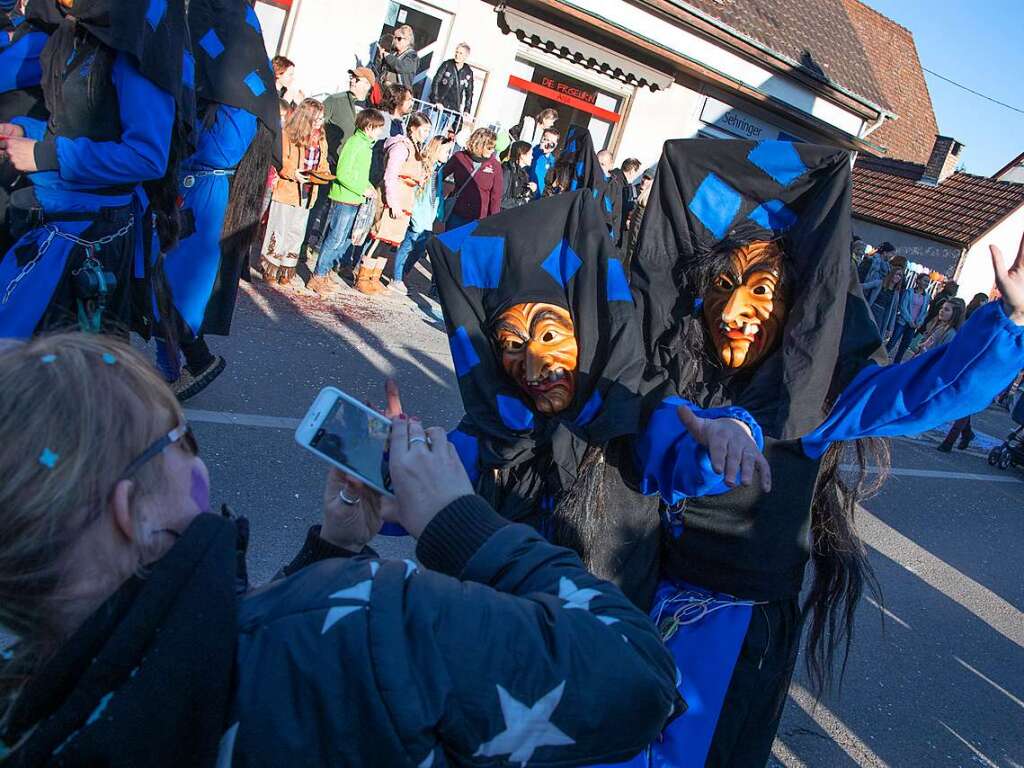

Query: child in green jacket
left=309, top=109, right=385, bottom=294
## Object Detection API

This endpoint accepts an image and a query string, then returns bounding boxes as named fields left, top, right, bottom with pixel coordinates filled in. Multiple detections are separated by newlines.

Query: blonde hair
left=465, top=128, right=497, bottom=158
left=284, top=97, right=324, bottom=147
left=0, top=334, right=184, bottom=708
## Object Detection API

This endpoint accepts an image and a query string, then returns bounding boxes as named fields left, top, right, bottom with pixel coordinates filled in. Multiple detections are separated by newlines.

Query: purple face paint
left=190, top=467, right=210, bottom=513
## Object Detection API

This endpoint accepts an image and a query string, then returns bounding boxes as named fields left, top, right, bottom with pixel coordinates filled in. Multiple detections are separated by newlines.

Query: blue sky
left=864, top=0, right=1024, bottom=177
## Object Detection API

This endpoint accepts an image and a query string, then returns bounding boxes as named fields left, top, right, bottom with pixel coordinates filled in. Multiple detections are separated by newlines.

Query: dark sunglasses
left=119, top=424, right=199, bottom=481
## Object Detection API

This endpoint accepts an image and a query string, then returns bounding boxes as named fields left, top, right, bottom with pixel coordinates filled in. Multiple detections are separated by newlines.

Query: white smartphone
left=295, top=387, right=394, bottom=496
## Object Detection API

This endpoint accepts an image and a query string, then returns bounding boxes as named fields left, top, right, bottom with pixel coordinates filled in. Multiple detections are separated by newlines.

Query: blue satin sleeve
left=0, top=27, right=45, bottom=92
left=636, top=397, right=764, bottom=505
left=48, top=52, right=173, bottom=185
left=11, top=115, right=45, bottom=140
left=802, top=301, right=1024, bottom=459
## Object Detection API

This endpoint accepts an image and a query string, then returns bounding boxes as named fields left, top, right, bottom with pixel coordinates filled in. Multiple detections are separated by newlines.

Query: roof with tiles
left=841, top=0, right=938, bottom=163
left=676, top=0, right=889, bottom=109
left=853, top=154, right=1024, bottom=246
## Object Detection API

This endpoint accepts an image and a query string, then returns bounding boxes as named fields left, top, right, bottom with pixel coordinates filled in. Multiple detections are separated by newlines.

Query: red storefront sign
left=507, top=75, right=621, bottom=123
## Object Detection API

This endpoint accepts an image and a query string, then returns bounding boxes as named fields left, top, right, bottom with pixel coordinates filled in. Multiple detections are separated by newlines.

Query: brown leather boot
left=365, top=263, right=386, bottom=295
left=354, top=263, right=377, bottom=294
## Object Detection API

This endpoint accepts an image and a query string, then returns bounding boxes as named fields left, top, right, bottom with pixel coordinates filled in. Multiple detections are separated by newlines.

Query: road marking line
left=937, top=721, right=1000, bottom=768
left=858, top=509, right=1024, bottom=648
left=787, top=682, right=889, bottom=767
left=864, top=596, right=911, bottom=630
left=186, top=408, right=300, bottom=430
left=953, top=656, right=1024, bottom=711
left=770, top=739, right=808, bottom=768
left=841, top=464, right=1021, bottom=483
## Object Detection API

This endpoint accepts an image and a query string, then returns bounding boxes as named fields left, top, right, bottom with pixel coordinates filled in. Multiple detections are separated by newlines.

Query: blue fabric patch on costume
left=569, top=178, right=578, bottom=192
left=567, top=139, right=577, bottom=154
left=450, top=326, right=480, bottom=377
left=145, top=0, right=167, bottom=29
left=747, top=141, right=806, bottom=187
left=748, top=199, right=797, bottom=232
left=40, top=354, right=56, bottom=363
left=607, top=259, right=632, bottom=303
left=245, top=5, right=263, bottom=32
left=603, top=194, right=613, bottom=214
left=102, top=353, right=117, bottom=365
left=497, top=394, right=534, bottom=431
left=181, top=50, right=195, bottom=89
left=575, top=159, right=585, bottom=178
left=243, top=71, right=266, bottom=97
left=449, top=429, right=480, bottom=485
left=38, top=448, right=58, bottom=469
left=689, top=173, right=741, bottom=240
left=437, top=219, right=479, bottom=253
left=541, top=238, right=583, bottom=287
left=592, top=188, right=600, bottom=200
left=575, top=390, right=603, bottom=427
left=460, top=235, right=504, bottom=289
left=199, top=29, right=225, bottom=59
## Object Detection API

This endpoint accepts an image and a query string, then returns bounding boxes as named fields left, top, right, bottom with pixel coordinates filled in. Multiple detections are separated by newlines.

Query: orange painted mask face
left=493, top=302, right=578, bottom=415
left=702, top=241, right=786, bottom=369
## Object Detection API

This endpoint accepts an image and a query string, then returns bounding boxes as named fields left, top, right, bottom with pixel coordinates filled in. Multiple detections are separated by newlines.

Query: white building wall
left=852, top=217, right=961, bottom=275
left=281, top=0, right=388, bottom=97
left=614, top=83, right=704, bottom=169
left=955, top=206, right=1024, bottom=300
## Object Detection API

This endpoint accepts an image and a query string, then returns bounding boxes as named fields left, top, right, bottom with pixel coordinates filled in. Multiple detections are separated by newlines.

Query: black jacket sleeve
left=428, top=60, right=446, bottom=104
left=384, top=49, right=419, bottom=83
left=462, top=69, right=474, bottom=113
left=370, top=496, right=684, bottom=766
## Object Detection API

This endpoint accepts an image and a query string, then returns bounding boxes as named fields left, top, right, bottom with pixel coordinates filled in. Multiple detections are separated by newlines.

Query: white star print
left=321, top=573, right=375, bottom=634
left=473, top=681, right=575, bottom=765
left=558, top=577, right=602, bottom=611
left=215, top=722, right=239, bottom=768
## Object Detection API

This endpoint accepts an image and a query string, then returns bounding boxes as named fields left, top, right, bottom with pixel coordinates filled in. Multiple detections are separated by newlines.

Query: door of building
left=378, top=1, right=452, bottom=101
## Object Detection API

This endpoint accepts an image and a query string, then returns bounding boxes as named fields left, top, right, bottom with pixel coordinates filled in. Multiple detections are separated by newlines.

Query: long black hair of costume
left=42, top=20, right=185, bottom=342
left=674, top=239, right=890, bottom=697
left=202, top=103, right=275, bottom=260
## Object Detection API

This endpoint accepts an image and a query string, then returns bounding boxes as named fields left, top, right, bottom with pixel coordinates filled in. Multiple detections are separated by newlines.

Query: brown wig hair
left=0, top=334, right=186, bottom=716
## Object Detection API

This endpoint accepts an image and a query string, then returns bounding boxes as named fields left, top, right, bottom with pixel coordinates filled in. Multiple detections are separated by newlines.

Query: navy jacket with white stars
left=225, top=495, right=684, bottom=766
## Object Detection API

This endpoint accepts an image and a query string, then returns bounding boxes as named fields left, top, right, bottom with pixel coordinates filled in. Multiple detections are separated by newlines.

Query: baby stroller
left=988, top=392, right=1024, bottom=470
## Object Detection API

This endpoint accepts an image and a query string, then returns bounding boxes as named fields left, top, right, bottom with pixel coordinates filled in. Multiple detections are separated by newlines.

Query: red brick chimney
left=920, top=135, right=964, bottom=186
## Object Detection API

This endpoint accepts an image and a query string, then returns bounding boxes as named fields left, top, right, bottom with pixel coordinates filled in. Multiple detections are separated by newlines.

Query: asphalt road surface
left=184, top=270, right=1023, bottom=768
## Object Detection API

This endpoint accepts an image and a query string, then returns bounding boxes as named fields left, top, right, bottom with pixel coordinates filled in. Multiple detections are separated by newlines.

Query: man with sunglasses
left=374, top=23, right=419, bottom=91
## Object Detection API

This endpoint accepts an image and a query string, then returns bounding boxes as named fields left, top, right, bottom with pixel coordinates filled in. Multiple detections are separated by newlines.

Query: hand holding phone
left=386, top=417, right=474, bottom=538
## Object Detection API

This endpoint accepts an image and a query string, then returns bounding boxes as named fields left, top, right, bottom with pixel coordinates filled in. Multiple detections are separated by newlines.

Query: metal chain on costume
left=653, top=589, right=767, bottom=642
left=1, top=216, right=135, bottom=306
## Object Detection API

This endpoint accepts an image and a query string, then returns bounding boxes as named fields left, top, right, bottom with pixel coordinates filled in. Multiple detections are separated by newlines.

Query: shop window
left=505, top=59, right=623, bottom=151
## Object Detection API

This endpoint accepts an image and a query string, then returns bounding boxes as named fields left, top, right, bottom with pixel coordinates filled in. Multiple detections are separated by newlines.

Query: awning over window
left=500, top=8, right=675, bottom=91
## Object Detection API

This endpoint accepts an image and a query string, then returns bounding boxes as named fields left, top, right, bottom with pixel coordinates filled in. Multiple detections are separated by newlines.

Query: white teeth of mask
left=744, top=323, right=759, bottom=336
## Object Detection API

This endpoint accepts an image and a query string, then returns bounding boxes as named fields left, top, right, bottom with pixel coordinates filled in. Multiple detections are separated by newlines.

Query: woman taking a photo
left=0, top=334, right=680, bottom=766
left=354, top=112, right=431, bottom=295
left=500, top=139, right=534, bottom=210
left=443, top=127, right=503, bottom=230
left=259, top=98, right=331, bottom=287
